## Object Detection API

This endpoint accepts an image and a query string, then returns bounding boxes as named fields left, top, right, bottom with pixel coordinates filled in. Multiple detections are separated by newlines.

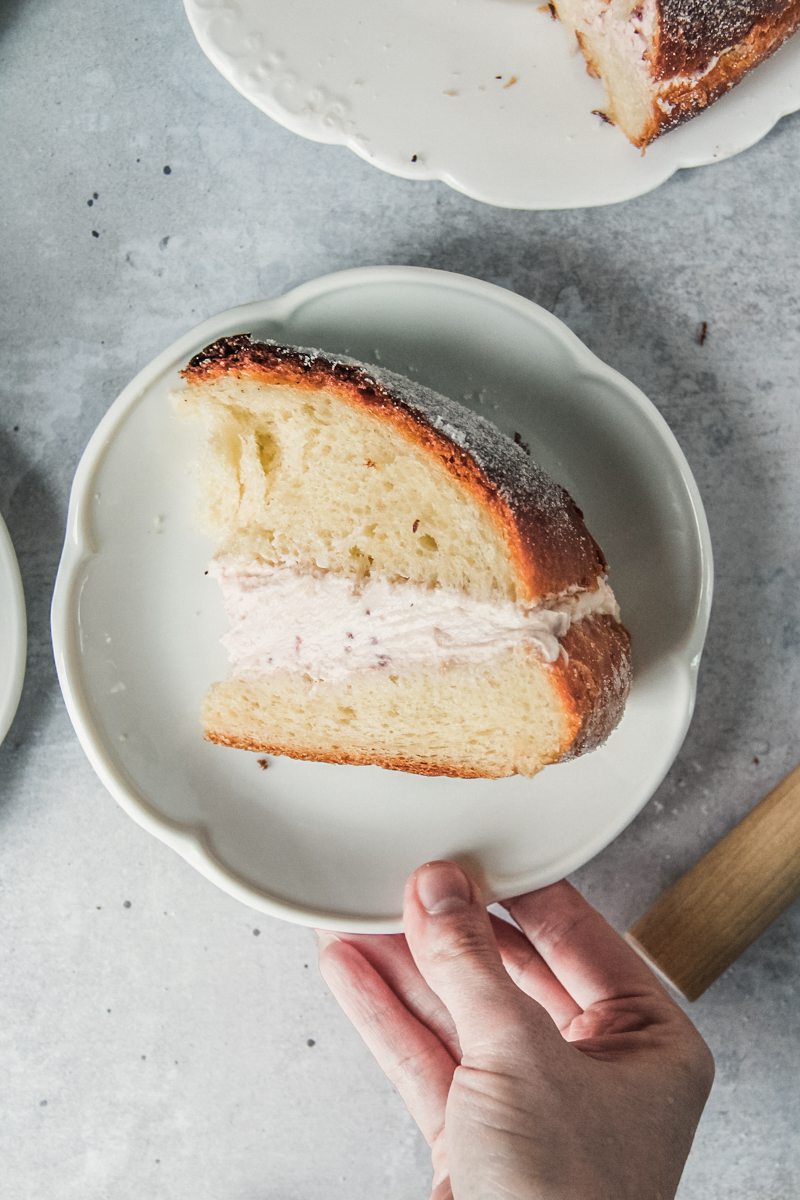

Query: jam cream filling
left=580, top=0, right=720, bottom=89
left=210, top=558, right=620, bottom=684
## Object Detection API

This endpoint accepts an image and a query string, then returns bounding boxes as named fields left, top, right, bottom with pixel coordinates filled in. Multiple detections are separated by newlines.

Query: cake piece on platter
left=551, top=0, right=800, bottom=146
left=178, top=336, right=631, bottom=779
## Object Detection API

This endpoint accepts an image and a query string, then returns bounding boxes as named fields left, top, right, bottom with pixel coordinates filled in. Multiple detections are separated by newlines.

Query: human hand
left=318, top=861, right=714, bottom=1200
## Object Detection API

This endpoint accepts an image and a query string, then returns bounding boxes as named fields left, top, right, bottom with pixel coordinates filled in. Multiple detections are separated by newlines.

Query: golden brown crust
left=641, top=2, right=800, bottom=145
left=550, top=614, right=632, bottom=758
left=204, top=728, right=492, bottom=778
left=571, top=0, right=800, bottom=147
left=182, top=336, right=607, bottom=603
left=653, top=0, right=798, bottom=77
left=573, top=0, right=800, bottom=148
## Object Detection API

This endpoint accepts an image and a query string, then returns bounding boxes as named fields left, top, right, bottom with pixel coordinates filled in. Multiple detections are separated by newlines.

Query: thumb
left=404, top=861, right=552, bottom=1059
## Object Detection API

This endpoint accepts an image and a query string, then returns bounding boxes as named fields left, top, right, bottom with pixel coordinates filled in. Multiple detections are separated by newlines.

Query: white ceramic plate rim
left=182, top=0, right=800, bottom=210
left=52, top=266, right=713, bottom=929
left=0, top=513, right=26, bottom=747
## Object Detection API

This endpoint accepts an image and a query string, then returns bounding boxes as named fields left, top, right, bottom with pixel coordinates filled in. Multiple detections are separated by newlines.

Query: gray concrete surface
left=1, top=2, right=798, bottom=1196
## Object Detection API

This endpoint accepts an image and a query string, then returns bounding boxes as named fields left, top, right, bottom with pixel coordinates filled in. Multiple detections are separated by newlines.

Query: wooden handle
left=625, top=764, right=800, bottom=1001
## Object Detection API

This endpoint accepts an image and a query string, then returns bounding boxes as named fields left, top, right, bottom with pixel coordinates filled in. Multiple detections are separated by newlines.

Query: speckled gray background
left=1, top=2, right=799, bottom=1197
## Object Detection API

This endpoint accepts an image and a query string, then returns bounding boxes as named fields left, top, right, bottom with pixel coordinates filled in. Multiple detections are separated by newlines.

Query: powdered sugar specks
left=656, top=0, right=793, bottom=76
left=184, top=335, right=607, bottom=594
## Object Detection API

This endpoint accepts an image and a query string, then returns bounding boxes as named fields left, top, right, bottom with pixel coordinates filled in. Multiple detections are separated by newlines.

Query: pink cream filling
left=210, top=558, right=620, bottom=684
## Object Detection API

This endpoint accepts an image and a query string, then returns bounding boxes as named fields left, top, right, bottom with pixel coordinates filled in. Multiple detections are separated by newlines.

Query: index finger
left=506, top=880, right=667, bottom=1011
left=318, top=935, right=455, bottom=1147
left=327, top=930, right=460, bottom=1059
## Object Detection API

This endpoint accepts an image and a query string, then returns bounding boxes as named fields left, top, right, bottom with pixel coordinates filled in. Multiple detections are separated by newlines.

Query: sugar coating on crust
left=655, top=0, right=796, bottom=76
left=555, top=0, right=800, bottom=147
left=555, top=614, right=631, bottom=756
left=183, top=335, right=607, bottom=597
left=650, top=1, right=800, bottom=142
left=185, top=335, right=568, bottom=509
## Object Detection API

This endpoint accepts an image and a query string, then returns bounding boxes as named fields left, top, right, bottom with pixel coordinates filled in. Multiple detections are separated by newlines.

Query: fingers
left=507, top=880, right=667, bottom=1011
left=404, top=861, right=559, bottom=1060
left=490, top=914, right=582, bottom=1032
left=327, top=931, right=460, bottom=1059
left=318, top=934, right=455, bottom=1147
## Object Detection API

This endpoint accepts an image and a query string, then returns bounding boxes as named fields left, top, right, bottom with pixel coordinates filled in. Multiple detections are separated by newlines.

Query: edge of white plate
left=51, top=266, right=714, bottom=930
left=434, top=99, right=800, bottom=209
left=182, top=0, right=800, bottom=210
left=0, top=513, right=27, bottom=747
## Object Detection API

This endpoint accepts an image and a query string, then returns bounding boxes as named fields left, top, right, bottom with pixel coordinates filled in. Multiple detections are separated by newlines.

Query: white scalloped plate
left=183, top=0, right=800, bottom=209
left=0, top=512, right=26, bottom=747
left=52, top=267, right=712, bottom=930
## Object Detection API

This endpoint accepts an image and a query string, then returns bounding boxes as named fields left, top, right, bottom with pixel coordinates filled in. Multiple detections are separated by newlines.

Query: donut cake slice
left=553, top=0, right=800, bottom=146
left=179, top=336, right=631, bottom=779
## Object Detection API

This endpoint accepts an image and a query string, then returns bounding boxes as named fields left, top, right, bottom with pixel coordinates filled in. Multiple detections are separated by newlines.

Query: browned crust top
left=562, top=0, right=800, bottom=146
left=654, top=0, right=797, bottom=77
left=183, top=335, right=608, bottom=602
left=643, top=0, right=800, bottom=143
left=551, top=613, right=632, bottom=758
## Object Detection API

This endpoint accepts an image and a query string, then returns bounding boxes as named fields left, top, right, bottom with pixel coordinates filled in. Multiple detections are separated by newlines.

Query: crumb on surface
left=257, top=757, right=270, bottom=770
left=697, top=320, right=709, bottom=345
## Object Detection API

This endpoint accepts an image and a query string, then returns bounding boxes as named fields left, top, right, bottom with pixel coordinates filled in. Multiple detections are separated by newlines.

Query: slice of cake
left=178, top=336, right=631, bottom=779
left=552, top=0, right=800, bottom=146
